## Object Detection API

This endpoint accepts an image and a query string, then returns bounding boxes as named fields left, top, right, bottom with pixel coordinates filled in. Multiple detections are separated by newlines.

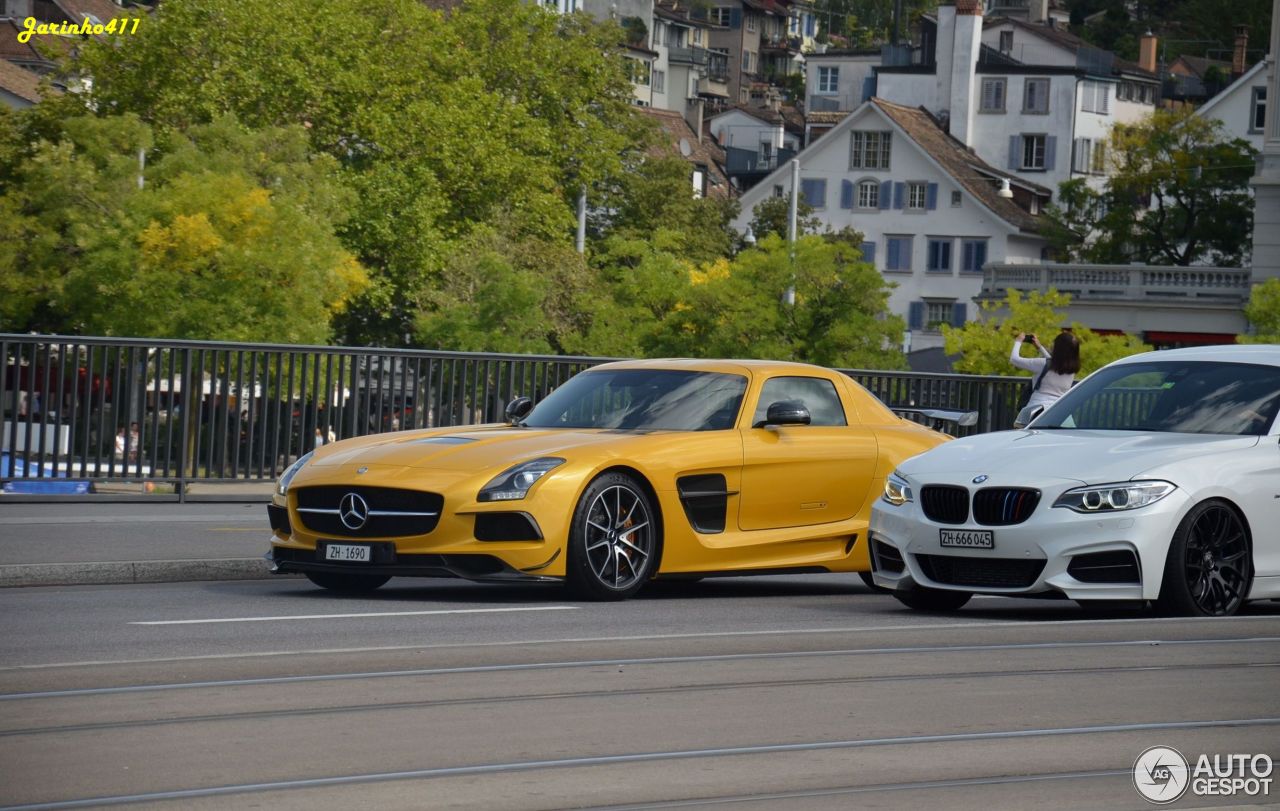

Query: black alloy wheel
left=1158, top=499, right=1252, bottom=617
left=891, top=585, right=973, bottom=612
left=305, top=571, right=391, bottom=594
left=566, top=472, right=660, bottom=601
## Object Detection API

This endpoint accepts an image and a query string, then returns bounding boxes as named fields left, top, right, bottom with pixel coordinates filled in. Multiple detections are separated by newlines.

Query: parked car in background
left=871, top=345, right=1280, bottom=616
left=269, top=359, right=965, bottom=599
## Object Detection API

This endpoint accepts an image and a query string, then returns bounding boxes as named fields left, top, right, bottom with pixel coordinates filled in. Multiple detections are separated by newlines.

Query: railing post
left=177, top=348, right=193, bottom=503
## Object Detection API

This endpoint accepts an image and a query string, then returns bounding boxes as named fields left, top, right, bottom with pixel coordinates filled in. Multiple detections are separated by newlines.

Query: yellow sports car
left=268, top=359, right=959, bottom=599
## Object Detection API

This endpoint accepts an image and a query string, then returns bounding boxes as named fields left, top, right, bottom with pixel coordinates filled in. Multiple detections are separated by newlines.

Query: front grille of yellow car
left=915, top=554, right=1045, bottom=589
left=972, top=487, right=1041, bottom=526
left=294, top=486, right=444, bottom=538
left=920, top=485, right=969, bottom=524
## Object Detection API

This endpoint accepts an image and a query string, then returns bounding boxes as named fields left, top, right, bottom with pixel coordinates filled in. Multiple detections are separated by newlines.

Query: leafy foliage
left=650, top=233, right=906, bottom=369
left=1043, top=107, right=1256, bottom=267
left=0, top=113, right=364, bottom=342
left=1243, top=279, right=1280, bottom=344
left=942, top=289, right=1150, bottom=377
left=748, top=194, right=821, bottom=242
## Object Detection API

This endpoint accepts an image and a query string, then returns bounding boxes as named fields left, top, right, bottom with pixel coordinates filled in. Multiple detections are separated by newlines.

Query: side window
left=753, top=376, right=847, bottom=427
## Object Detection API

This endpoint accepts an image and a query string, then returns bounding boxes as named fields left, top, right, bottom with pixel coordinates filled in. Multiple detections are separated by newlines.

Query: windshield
left=523, top=369, right=747, bottom=431
left=1035, top=360, right=1280, bottom=435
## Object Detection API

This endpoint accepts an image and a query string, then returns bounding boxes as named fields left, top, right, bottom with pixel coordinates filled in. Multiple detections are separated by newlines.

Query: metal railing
left=1, top=334, right=1031, bottom=497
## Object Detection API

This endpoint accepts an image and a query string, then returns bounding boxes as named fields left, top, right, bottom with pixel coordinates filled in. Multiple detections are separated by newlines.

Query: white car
left=870, top=345, right=1280, bottom=616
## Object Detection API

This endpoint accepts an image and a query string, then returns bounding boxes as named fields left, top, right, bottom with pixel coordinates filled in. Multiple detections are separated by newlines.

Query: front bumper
left=869, top=483, right=1190, bottom=602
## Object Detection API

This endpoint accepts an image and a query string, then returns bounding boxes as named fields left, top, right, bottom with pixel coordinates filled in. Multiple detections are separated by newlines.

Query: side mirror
left=1014, top=403, right=1045, bottom=429
left=505, top=396, right=533, bottom=425
left=756, top=400, right=811, bottom=428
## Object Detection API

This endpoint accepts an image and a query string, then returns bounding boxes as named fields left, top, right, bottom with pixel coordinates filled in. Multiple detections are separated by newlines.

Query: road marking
left=208, top=528, right=267, bottom=532
left=4, top=636, right=1277, bottom=700
left=129, top=605, right=579, bottom=626
left=1, top=718, right=1276, bottom=810
left=5, top=614, right=1279, bottom=671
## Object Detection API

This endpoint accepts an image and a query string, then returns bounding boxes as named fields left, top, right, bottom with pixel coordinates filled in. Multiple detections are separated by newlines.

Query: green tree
left=651, top=233, right=906, bottom=369
left=0, top=113, right=365, bottom=342
left=748, top=194, right=821, bottom=242
left=1044, top=107, right=1256, bottom=266
left=1243, top=278, right=1280, bottom=343
left=67, top=0, right=642, bottom=345
left=942, top=289, right=1150, bottom=376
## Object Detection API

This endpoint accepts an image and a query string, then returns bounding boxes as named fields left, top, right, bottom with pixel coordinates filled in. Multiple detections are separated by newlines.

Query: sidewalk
left=0, top=501, right=299, bottom=587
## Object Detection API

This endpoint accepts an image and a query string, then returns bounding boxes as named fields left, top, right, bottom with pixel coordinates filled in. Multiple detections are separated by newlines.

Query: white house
left=802, top=49, right=881, bottom=116
left=1196, top=58, right=1271, bottom=152
left=873, top=5, right=1158, bottom=193
left=733, top=96, right=1051, bottom=350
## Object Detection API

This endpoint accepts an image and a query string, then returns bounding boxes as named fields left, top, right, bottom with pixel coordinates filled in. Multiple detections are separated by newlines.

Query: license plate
left=939, top=529, right=994, bottom=549
left=324, top=543, right=372, bottom=562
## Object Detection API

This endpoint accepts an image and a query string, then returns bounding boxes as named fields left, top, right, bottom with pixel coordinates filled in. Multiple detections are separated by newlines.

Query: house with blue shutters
left=732, top=96, right=1051, bottom=352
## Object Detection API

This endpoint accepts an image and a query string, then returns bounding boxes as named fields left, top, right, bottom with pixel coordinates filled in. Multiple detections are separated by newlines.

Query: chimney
left=1139, top=30, right=1157, bottom=73
left=1029, top=0, right=1048, bottom=24
left=948, top=0, right=983, bottom=146
left=1233, top=25, right=1249, bottom=76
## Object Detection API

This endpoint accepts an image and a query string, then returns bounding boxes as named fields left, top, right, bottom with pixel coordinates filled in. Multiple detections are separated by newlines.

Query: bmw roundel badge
left=972, top=474, right=989, bottom=484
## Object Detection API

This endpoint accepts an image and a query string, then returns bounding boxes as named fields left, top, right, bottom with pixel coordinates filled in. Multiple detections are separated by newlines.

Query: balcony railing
left=980, top=263, right=1252, bottom=305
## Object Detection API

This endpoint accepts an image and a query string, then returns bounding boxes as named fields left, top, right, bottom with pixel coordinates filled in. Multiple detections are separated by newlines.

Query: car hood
left=311, top=425, right=671, bottom=471
left=897, top=429, right=1261, bottom=485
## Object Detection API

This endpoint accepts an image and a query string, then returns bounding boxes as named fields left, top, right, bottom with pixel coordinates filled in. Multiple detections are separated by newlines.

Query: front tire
left=1157, top=499, right=1252, bottom=617
left=892, top=586, right=972, bottom=611
left=566, top=472, right=660, bottom=601
left=305, top=571, right=391, bottom=594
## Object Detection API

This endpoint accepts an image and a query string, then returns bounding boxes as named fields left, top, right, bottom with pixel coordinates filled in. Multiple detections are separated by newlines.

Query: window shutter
left=901, top=237, right=912, bottom=268
left=1045, top=136, right=1057, bottom=171
left=908, top=302, right=925, bottom=330
left=893, top=182, right=905, bottom=209
left=861, top=76, right=876, bottom=102
left=729, top=7, right=741, bottom=28
left=951, top=302, right=967, bottom=327
left=886, top=238, right=900, bottom=269
left=840, top=179, right=853, bottom=209
left=1008, top=135, right=1020, bottom=171
left=926, top=183, right=938, bottom=210
left=861, top=241, right=876, bottom=264
left=879, top=180, right=892, bottom=210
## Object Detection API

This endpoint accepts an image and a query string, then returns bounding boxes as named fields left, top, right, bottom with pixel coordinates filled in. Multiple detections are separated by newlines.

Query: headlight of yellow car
left=276, top=451, right=314, bottom=497
left=882, top=472, right=913, bottom=506
left=477, top=457, right=565, bottom=502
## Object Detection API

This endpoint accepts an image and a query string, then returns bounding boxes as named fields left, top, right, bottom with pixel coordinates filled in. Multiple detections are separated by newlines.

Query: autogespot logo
left=1133, top=746, right=1190, bottom=804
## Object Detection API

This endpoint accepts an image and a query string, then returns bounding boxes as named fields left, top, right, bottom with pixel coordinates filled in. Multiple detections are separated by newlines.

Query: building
left=707, top=104, right=800, bottom=190
left=0, top=55, right=45, bottom=108
left=649, top=0, right=729, bottom=127
left=1249, top=10, right=1280, bottom=286
left=641, top=107, right=732, bottom=200
left=1196, top=58, right=1271, bottom=152
left=732, top=96, right=1051, bottom=350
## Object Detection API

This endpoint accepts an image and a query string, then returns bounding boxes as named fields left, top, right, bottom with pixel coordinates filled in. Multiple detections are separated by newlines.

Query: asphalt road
left=1, top=574, right=1278, bottom=810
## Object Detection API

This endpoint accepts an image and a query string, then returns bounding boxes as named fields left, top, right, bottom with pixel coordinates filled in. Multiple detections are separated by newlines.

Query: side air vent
left=677, top=473, right=736, bottom=534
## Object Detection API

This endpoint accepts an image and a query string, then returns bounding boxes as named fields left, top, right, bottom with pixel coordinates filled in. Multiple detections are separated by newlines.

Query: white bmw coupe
left=870, top=345, right=1280, bottom=616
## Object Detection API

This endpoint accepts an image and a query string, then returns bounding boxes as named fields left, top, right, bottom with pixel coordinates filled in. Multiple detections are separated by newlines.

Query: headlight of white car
left=276, top=451, right=314, bottom=496
left=882, top=472, right=913, bottom=506
left=1052, top=480, right=1175, bottom=513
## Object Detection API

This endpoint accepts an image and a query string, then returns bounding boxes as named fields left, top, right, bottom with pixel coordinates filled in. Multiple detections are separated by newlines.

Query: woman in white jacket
left=1011, top=330, right=1080, bottom=411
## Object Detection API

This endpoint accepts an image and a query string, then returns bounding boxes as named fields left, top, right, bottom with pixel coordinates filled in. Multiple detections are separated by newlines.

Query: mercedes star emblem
left=973, top=474, right=989, bottom=484
left=339, top=492, right=370, bottom=530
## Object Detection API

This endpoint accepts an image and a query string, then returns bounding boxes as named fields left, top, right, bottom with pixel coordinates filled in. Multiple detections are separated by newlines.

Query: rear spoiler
left=891, top=408, right=979, bottom=430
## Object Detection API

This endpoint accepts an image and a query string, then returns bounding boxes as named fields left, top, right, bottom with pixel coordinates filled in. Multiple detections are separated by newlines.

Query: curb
left=0, top=559, right=302, bottom=588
